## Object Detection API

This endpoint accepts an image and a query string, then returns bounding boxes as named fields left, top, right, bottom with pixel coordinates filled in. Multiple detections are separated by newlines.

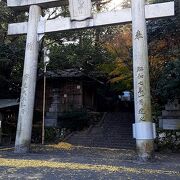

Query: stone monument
left=159, top=99, right=180, bottom=130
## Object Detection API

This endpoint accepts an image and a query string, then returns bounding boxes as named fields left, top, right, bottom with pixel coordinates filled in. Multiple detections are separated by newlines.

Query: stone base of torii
left=7, top=0, right=175, bottom=161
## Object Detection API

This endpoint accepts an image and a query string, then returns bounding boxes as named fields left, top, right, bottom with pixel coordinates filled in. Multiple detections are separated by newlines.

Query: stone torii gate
left=7, top=0, right=174, bottom=160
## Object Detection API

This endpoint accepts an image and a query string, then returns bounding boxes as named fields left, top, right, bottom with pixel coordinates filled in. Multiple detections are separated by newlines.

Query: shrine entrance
left=7, top=0, right=175, bottom=160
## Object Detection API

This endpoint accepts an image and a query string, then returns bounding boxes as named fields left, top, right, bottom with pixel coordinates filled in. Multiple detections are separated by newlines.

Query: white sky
left=46, top=0, right=125, bottom=18
left=108, top=0, right=124, bottom=10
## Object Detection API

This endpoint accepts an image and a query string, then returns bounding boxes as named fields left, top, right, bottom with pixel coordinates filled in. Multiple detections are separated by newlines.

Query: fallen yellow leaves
left=47, top=142, right=73, bottom=150
left=0, top=147, right=14, bottom=151
left=0, top=158, right=179, bottom=176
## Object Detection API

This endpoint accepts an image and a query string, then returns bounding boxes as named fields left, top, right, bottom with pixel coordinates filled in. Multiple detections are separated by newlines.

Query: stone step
left=103, top=123, right=133, bottom=126
left=69, top=132, right=133, bottom=137
left=104, top=127, right=133, bottom=129
left=72, top=138, right=136, bottom=143
left=104, top=128, right=133, bottom=130
left=102, top=123, right=132, bottom=125
left=68, top=140, right=135, bottom=146
left=70, top=142, right=135, bottom=149
left=69, top=139, right=135, bottom=144
left=71, top=133, right=133, bottom=138
left=69, top=138, right=135, bottom=144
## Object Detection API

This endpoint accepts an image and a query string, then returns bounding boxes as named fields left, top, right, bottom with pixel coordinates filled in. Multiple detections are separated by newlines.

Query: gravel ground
left=0, top=144, right=179, bottom=180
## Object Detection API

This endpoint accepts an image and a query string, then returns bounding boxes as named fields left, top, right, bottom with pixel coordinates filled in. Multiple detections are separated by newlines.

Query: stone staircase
left=64, top=112, right=136, bottom=149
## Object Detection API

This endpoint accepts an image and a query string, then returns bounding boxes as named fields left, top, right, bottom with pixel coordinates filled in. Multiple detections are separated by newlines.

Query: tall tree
left=0, top=1, right=26, bottom=98
left=98, top=25, right=133, bottom=92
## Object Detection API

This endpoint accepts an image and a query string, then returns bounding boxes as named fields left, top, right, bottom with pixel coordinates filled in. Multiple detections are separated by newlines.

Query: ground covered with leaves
left=0, top=143, right=179, bottom=179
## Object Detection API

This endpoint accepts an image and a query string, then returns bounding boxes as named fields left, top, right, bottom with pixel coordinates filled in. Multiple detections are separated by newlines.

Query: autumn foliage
left=99, top=25, right=133, bottom=92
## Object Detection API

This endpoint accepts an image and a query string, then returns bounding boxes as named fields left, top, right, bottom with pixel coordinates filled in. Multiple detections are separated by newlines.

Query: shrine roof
left=0, top=99, right=19, bottom=109
left=46, top=69, right=85, bottom=78
left=39, top=68, right=104, bottom=84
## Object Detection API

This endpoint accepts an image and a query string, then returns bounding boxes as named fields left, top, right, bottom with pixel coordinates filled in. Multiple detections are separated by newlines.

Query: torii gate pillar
left=132, top=0, right=155, bottom=161
left=15, top=5, right=42, bottom=153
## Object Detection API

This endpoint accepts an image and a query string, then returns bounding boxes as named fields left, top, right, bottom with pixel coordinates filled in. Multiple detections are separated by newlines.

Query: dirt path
left=0, top=144, right=179, bottom=179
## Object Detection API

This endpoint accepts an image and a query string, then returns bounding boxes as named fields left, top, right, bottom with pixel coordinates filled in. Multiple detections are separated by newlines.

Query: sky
left=46, top=0, right=125, bottom=19
left=108, top=0, right=124, bottom=10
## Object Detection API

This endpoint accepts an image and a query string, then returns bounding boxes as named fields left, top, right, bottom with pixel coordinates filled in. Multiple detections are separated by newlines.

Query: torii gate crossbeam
left=8, top=2, right=174, bottom=35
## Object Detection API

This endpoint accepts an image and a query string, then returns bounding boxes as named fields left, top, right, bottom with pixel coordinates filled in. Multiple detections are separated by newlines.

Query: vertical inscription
left=135, top=30, right=143, bottom=40
left=69, top=0, right=92, bottom=21
left=26, top=42, right=35, bottom=51
left=19, top=74, right=30, bottom=115
left=78, top=0, right=85, bottom=14
left=137, top=66, right=145, bottom=121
